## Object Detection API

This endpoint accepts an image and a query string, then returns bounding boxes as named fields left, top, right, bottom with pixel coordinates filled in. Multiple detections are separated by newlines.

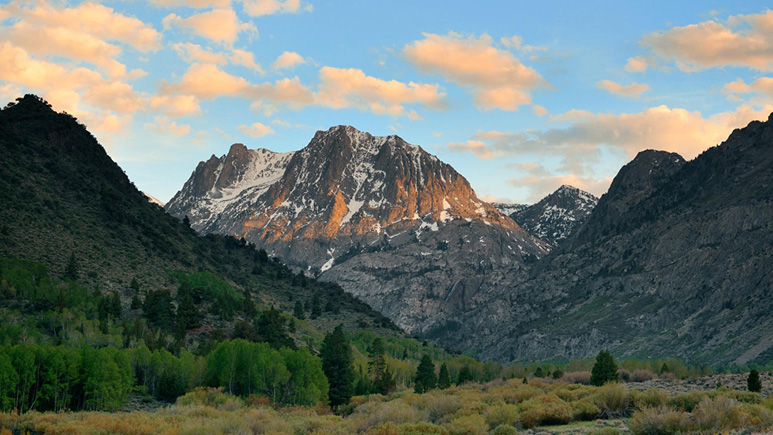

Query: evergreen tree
left=354, top=366, right=369, bottom=396
left=591, top=350, right=618, bottom=386
left=176, top=291, right=201, bottom=330
left=293, top=300, right=306, bottom=320
left=321, top=325, right=355, bottom=409
left=414, top=355, right=436, bottom=393
left=660, top=363, right=669, bottom=374
left=748, top=369, right=762, bottom=393
left=130, top=292, right=142, bottom=310
left=522, top=376, right=528, bottom=385
left=367, top=338, right=387, bottom=391
left=242, top=294, right=257, bottom=317
left=64, top=252, right=78, bottom=281
left=437, top=363, right=451, bottom=389
left=552, top=368, right=564, bottom=379
left=310, top=293, right=322, bottom=319
left=534, top=367, right=545, bottom=378
left=457, top=365, right=474, bottom=385
left=143, top=289, right=176, bottom=331
left=256, top=307, right=295, bottom=349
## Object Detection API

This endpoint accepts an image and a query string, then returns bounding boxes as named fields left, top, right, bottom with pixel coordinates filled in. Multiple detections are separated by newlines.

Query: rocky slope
left=167, top=126, right=548, bottom=334
left=0, top=95, right=398, bottom=337
left=497, top=185, right=598, bottom=247
left=449, top=117, right=773, bottom=366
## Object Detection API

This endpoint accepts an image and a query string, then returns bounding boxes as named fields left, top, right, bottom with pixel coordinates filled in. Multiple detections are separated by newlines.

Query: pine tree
left=321, top=325, right=355, bottom=409
left=311, top=293, right=322, bottom=319
left=64, top=252, right=78, bottom=281
left=437, top=363, right=451, bottom=389
left=748, top=369, right=762, bottom=393
left=457, top=365, right=474, bottom=385
left=534, top=367, right=545, bottom=378
left=256, top=307, right=295, bottom=349
left=176, top=291, right=201, bottom=330
left=293, top=300, right=306, bottom=320
left=591, top=350, right=618, bottom=386
left=552, top=368, right=564, bottom=379
left=414, top=355, right=436, bottom=393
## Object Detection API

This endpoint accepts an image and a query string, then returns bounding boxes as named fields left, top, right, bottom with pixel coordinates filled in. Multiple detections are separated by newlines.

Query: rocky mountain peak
left=508, top=185, right=598, bottom=247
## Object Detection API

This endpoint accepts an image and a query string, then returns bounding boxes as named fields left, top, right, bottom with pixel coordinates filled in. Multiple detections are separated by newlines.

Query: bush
left=484, top=403, right=518, bottom=428
left=518, top=394, right=572, bottom=428
left=491, top=424, right=518, bottom=435
left=594, top=383, right=630, bottom=418
left=562, top=371, right=592, bottom=385
left=628, top=407, right=691, bottom=434
left=176, top=387, right=235, bottom=407
left=357, top=401, right=424, bottom=431
left=630, top=370, right=656, bottom=383
left=502, top=385, right=540, bottom=404
left=667, top=392, right=704, bottom=412
left=445, top=414, right=488, bottom=435
left=571, top=398, right=600, bottom=421
left=631, top=389, right=667, bottom=409
left=422, top=394, right=461, bottom=423
left=692, top=396, right=747, bottom=432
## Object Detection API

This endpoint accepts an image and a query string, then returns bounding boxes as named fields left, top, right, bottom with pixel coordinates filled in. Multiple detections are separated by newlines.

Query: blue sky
left=1, top=1, right=772, bottom=203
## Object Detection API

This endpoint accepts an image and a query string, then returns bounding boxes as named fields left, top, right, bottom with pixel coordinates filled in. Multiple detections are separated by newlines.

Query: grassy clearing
left=2, top=378, right=773, bottom=434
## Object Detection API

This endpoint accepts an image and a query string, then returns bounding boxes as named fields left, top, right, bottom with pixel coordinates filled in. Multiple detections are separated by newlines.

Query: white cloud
left=241, top=0, right=312, bottom=17
left=271, top=51, right=306, bottom=70
left=595, top=79, right=650, bottom=97
left=163, top=8, right=256, bottom=44
left=404, top=32, right=547, bottom=111
left=236, top=122, right=274, bottom=137
left=642, top=10, right=773, bottom=71
left=624, top=56, right=650, bottom=73
left=145, top=115, right=191, bottom=137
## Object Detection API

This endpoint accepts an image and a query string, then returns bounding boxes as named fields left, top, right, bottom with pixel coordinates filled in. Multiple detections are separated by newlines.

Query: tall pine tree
left=321, top=325, right=354, bottom=409
left=591, top=350, right=618, bottom=386
left=414, top=355, right=436, bottom=393
left=437, top=363, right=451, bottom=389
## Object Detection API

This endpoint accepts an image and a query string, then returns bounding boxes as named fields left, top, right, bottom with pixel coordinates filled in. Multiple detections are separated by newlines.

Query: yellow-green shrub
left=484, top=403, right=518, bottom=428
left=502, top=385, right=540, bottom=404
left=628, top=407, right=691, bottom=434
left=692, top=396, right=747, bottom=432
left=571, top=398, right=600, bottom=421
left=518, top=394, right=572, bottom=428
left=444, top=414, right=488, bottom=435
left=490, top=424, right=518, bottom=435
left=631, top=388, right=667, bottom=409
left=593, top=383, right=630, bottom=417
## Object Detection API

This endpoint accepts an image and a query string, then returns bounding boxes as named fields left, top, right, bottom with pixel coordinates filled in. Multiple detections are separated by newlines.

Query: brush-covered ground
left=3, top=374, right=773, bottom=435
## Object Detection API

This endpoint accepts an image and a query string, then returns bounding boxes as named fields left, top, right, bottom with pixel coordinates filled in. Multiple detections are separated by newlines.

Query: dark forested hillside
left=0, top=95, right=397, bottom=339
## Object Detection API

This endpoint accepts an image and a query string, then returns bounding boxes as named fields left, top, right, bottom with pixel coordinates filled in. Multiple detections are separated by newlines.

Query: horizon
left=1, top=1, right=772, bottom=203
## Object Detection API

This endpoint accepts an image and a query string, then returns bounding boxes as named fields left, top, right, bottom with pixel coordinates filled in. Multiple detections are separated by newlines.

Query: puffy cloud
left=173, top=42, right=228, bottom=65
left=724, top=77, right=773, bottom=97
left=595, top=79, right=650, bottom=97
left=230, top=48, right=264, bottom=73
left=447, top=105, right=773, bottom=175
left=507, top=163, right=613, bottom=201
left=148, top=0, right=231, bottom=8
left=163, top=8, right=255, bottom=44
left=316, top=66, right=446, bottom=117
left=404, top=32, right=547, bottom=111
left=148, top=94, right=202, bottom=118
left=624, top=56, right=650, bottom=73
left=271, top=51, right=306, bottom=70
left=4, top=1, right=161, bottom=52
left=144, top=115, right=191, bottom=137
left=173, top=43, right=264, bottom=73
left=642, top=10, right=773, bottom=71
left=241, top=0, right=312, bottom=17
left=236, top=122, right=274, bottom=137
left=532, top=105, right=549, bottom=117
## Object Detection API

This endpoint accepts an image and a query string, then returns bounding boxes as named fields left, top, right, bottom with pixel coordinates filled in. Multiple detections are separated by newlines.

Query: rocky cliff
left=167, top=126, right=548, bottom=334
left=447, top=119, right=773, bottom=366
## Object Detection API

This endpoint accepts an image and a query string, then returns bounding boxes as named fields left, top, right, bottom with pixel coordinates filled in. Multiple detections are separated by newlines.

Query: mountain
left=448, top=118, right=773, bottom=366
left=491, top=202, right=527, bottom=217
left=166, top=125, right=548, bottom=334
left=0, top=95, right=398, bottom=340
left=144, top=192, right=166, bottom=207
left=509, top=185, right=598, bottom=247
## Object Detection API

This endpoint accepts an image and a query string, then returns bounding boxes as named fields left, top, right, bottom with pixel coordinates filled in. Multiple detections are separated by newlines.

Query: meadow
left=2, top=374, right=772, bottom=435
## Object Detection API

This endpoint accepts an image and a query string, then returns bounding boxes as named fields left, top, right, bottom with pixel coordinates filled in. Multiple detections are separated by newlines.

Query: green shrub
left=628, top=406, right=691, bottom=434
left=667, top=392, right=704, bottom=412
left=484, top=403, right=518, bottom=428
left=632, top=389, right=668, bottom=409
left=491, top=424, right=518, bottom=435
left=594, top=383, right=630, bottom=418
left=422, top=394, right=461, bottom=423
left=692, top=396, right=747, bottom=432
left=518, top=394, right=572, bottom=428
left=571, top=398, right=600, bottom=421
left=445, top=414, right=488, bottom=435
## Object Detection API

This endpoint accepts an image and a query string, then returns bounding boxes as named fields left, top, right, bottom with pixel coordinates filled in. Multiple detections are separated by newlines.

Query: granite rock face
left=167, top=126, right=548, bottom=333
left=446, top=119, right=773, bottom=366
left=501, top=185, right=598, bottom=248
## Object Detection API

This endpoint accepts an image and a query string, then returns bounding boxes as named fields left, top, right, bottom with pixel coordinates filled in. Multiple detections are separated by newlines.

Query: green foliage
left=293, top=300, right=306, bottom=320
left=591, top=350, right=618, bottom=386
left=64, top=252, right=79, bottom=281
left=256, top=307, right=295, bottom=350
left=321, top=325, right=355, bottom=409
left=143, top=289, right=175, bottom=331
left=415, top=355, right=436, bottom=394
left=437, top=363, right=451, bottom=389
left=457, top=366, right=473, bottom=385
left=748, top=369, right=762, bottom=393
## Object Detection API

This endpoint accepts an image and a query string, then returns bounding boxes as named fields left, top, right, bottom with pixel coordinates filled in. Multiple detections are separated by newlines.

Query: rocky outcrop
left=506, top=185, right=598, bottom=247
left=167, top=126, right=548, bottom=334
left=445, top=119, right=773, bottom=366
